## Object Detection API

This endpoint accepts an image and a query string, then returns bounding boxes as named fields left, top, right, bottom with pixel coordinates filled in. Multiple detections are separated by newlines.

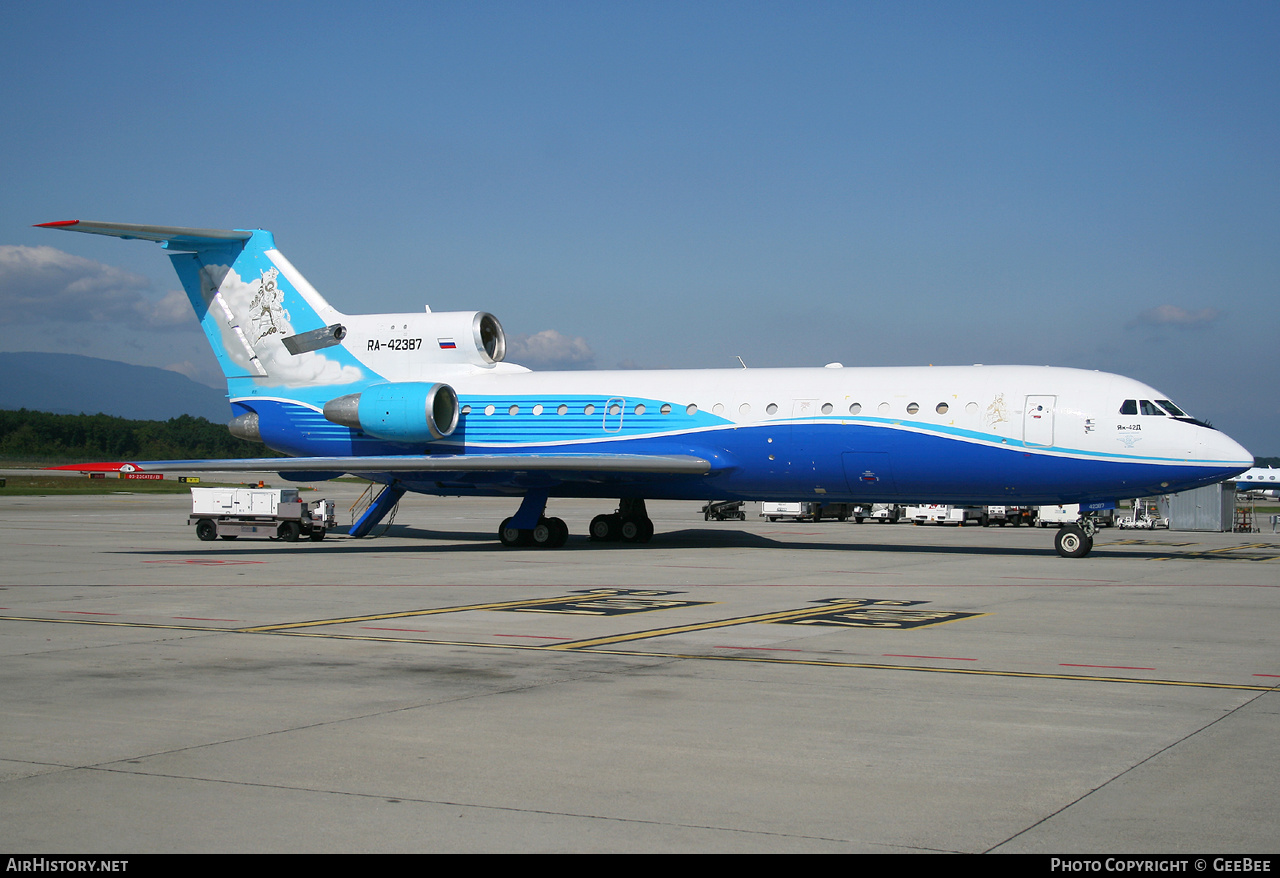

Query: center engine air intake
left=323, top=382, right=459, bottom=442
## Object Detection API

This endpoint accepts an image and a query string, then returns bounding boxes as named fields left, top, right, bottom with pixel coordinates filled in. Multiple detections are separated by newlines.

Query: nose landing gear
left=1054, top=512, right=1099, bottom=558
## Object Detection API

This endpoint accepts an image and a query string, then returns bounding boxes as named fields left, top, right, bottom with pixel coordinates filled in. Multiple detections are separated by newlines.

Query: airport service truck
left=906, top=505, right=984, bottom=526
left=983, top=505, right=1036, bottom=526
left=190, top=487, right=336, bottom=542
left=760, top=501, right=863, bottom=522
left=1037, top=504, right=1116, bottom=528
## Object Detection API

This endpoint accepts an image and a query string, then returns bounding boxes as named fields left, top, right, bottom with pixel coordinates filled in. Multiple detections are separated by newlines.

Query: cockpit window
left=1139, top=400, right=1165, bottom=416
left=1120, top=399, right=1137, bottom=415
left=1156, top=399, right=1186, bottom=417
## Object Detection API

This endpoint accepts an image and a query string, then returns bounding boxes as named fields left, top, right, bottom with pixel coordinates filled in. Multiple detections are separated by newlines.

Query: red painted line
left=493, top=634, right=570, bottom=640
left=883, top=654, right=976, bottom=661
left=1060, top=663, right=1156, bottom=670
left=715, top=645, right=802, bottom=652
left=59, top=611, right=119, bottom=616
left=1252, top=674, right=1280, bottom=678
left=173, top=617, right=240, bottom=621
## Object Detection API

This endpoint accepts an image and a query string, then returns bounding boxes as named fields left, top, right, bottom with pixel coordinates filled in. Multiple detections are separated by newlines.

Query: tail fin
left=35, top=221, right=365, bottom=397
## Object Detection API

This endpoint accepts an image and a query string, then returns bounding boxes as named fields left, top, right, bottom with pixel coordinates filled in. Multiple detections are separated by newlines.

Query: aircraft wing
left=49, top=453, right=714, bottom=476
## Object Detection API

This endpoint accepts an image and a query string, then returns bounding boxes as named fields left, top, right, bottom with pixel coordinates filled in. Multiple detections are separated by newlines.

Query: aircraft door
left=603, top=397, right=625, bottom=433
left=1023, top=395, right=1056, bottom=447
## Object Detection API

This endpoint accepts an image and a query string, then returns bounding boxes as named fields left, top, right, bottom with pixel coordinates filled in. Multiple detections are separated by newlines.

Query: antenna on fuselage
left=735, top=356, right=747, bottom=369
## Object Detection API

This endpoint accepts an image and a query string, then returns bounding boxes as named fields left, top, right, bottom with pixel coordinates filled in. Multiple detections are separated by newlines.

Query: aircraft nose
left=1205, top=429, right=1252, bottom=471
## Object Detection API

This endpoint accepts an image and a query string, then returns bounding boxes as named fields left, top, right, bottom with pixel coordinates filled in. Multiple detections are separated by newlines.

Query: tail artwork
left=38, top=220, right=1253, bottom=557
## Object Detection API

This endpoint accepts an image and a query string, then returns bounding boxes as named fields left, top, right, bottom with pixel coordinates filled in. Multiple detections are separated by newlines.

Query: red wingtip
left=34, top=220, right=80, bottom=228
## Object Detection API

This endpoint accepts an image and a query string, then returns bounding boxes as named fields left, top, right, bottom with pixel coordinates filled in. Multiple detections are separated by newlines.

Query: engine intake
left=323, top=382, right=459, bottom=443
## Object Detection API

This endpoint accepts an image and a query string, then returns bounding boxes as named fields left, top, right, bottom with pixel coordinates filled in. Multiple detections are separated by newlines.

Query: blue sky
left=1, top=1, right=1276, bottom=453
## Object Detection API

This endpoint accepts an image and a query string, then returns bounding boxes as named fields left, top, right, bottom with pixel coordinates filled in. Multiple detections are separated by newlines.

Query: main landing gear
left=1054, top=513, right=1099, bottom=558
left=499, top=515, right=569, bottom=548
left=589, top=498, right=654, bottom=544
left=496, top=495, right=655, bottom=548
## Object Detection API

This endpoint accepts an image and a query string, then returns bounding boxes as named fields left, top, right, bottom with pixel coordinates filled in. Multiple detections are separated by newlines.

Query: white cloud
left=506, top=329, right=597, bottom=370
left=0, top=244, right=196, bottom=330
left=1126, top=304, right=1222, bottom=329
left=146, top=290, right=195, bottom=328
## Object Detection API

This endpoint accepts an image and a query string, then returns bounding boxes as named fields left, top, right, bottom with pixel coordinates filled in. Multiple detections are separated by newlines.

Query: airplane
left=1233, top=466, right=1280, bottom=499
left=36, top=220, right=1253, bottom=558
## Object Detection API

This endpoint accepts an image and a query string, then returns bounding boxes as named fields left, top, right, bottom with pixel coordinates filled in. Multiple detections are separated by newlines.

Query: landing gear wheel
left=278, top=521, right=301, bottom=542
left=1055, top=525, right=1093, bottom=558
left=309, top=528, right=326, bottom=542
left=499, top=517, right=530, bottom=547
left=590, top=513, right=620, bottom=541
left=620, top=516, right=654, bottom=543
left=547, top=517, right=569, bottom=548
left=196, top=519, right=216, bottom=541
left=530, top=517, right=568, bottom=548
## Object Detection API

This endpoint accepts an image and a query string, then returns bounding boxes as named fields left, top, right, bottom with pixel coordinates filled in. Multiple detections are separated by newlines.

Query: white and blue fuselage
left=38, top=221, right=1252, bottom=554
left=243, top=363, right=1247, bottom=506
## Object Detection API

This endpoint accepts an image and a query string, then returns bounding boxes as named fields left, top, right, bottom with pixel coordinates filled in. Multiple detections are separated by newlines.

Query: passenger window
left=660, top=404, right=671, bottom=415
left=906, top=402, right=919, bottom=414
left=936, top=402, right=949, bottom=414
left=1120, top=400, right=1138, bottom=415
left=849, top=403, right=861, bottom=415
left=821, top=403, right=833, bottom=414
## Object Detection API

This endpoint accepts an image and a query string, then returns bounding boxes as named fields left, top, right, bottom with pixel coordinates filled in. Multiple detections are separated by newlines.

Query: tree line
left=0, top=409, right=278, bottom=463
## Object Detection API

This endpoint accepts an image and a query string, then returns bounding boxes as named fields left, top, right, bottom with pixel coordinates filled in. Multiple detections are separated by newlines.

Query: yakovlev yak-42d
left=38, top=220, right=1253, bottom=557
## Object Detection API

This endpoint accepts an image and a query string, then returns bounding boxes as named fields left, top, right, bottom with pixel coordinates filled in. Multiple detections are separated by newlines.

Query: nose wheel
left=1054, top=515, right=1098, bottom=558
